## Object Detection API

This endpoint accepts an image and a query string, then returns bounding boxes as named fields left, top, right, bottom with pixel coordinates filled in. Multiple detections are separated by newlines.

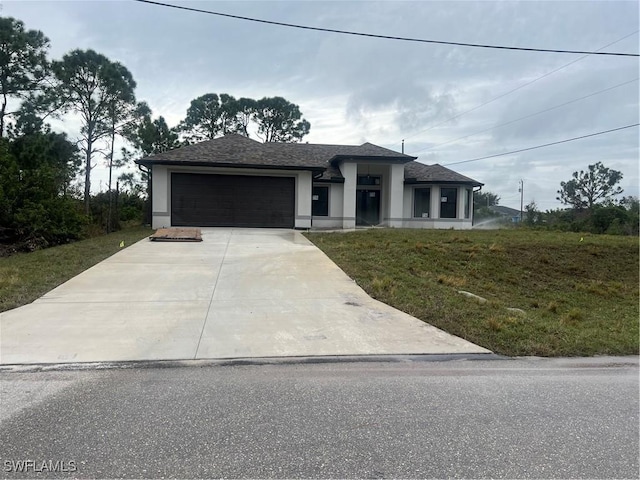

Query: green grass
left=306, top=229, right=639, bottom=357
left=0, top=226, right=152, bottom=312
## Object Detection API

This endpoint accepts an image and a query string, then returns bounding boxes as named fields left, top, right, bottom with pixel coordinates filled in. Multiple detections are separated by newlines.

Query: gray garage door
left=171, top=173, right=295, bottom=228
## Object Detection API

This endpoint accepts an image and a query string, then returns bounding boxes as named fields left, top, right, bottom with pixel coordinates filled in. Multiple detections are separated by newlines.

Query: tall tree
left=253, top=96, right=310, bottom=142
left=0, top=17, right=50, bottom=137
left=179, top=93, right=223, bottom=143
left=178, top=93, right=251, bottom=143
left=46, top=49, right=136, bottom=213
left=557, top=162, right=624, bottom=210
left=128, top=114, right=180, bottom=156
left=104, top=99, right=145, bottom=232
left=230, top=97, right=256, bottom=137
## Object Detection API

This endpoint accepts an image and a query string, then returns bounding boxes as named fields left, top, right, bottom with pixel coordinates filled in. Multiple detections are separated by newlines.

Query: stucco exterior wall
left=401, top=184, right=474, bottom=230
left=150, top=164, right=476, bottom=231
left=385, top=163, right=405, bottom=228
left=294, top=170, right=312, bottom=228
left=150, top=165, right=312, bottom=229
left=151, top=165, right=171, bottom=228
left=340, top=162, right=357, bottom=229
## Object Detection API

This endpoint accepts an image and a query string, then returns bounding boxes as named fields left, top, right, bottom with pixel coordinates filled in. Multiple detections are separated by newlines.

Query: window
left=413, top=188, right=431, bottom=218
left=312, top=186, right=329, bottom=216
left=440, top=187, right=458, bottom=219
left=357, top=175, right=381, bottom=186
left=464, top=188, right=472, bottom=219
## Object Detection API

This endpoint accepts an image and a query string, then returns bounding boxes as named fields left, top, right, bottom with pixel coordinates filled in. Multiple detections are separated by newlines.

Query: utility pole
left=518, top=179, right=524, bottom=223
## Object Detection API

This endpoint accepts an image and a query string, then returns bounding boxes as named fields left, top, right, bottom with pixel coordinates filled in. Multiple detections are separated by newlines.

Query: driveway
left=0, top=229, right=490, bottom=364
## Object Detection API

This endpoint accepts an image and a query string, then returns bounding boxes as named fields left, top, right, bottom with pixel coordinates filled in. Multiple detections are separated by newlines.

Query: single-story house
left=488, top=205, right=525, bottom=223
left=135, top=134, right=483, bottom=230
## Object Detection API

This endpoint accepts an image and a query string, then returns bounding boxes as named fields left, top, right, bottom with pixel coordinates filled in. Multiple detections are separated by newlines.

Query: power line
left=412, top=77, right=639, bottom=154
left=442, top=124, right=639, bottom=166
left=134, top=0, right=639, bottom=57
left=400, top=30, right=639, bottom=145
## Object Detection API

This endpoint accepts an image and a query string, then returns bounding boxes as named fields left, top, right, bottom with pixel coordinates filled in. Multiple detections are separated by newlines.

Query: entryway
left=356, top=189, right=380, bottom=226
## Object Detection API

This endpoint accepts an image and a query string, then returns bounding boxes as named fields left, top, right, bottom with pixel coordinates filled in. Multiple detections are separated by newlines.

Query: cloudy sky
left=4, top=0, right=639, bottom=210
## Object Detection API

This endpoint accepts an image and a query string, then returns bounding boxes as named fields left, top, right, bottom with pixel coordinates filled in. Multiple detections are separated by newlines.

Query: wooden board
left=149, top=228, right=202, bottom=242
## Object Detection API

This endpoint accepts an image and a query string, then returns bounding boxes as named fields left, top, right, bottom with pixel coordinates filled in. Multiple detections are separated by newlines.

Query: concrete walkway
left=0, top=229, right=490, bottom=364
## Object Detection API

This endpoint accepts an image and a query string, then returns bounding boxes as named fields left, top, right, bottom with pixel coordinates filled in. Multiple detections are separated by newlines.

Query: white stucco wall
left=401, top=184, right=474, bottom=230
left=340, top=162, right=357, bottom=229
left=295, top=171, right=313, bottom=229
left=386, top=163, right=405, bottom=228
left=151, top=165, right=171, bottom=228
left=150, top=163, right=476, bottom=231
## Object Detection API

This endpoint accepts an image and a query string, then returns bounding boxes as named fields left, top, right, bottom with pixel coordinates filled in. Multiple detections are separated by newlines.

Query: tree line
left=475, top=162, right=638, bottom=235
left=0, top=16, right=311, bottom=252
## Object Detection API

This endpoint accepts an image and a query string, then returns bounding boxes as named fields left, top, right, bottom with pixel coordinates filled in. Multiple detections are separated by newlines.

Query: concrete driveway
left=0, top=229, right=490, bottom=364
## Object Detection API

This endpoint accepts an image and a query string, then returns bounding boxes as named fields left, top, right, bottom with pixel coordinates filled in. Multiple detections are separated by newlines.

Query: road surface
left=1, top=356, right=638, bottom=478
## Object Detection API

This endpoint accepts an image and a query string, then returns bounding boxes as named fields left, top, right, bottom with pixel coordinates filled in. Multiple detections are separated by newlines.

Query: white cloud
left=2, top=0, right=638, bottom=206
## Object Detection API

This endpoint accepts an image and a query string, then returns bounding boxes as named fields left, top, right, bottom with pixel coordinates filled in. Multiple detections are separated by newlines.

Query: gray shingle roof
left=404, top=161, right=483, bottom=186
left=136, top=134, right=414, bottom=170
left=489, top=205, right=521, bottom=217
left=135, top=134, right=482, bottom=185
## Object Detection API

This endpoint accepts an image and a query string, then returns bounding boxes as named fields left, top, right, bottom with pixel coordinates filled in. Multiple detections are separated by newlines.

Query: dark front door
left=171, top=173, right=295, bottom=228
left=356, top=189, right=380, bottom=226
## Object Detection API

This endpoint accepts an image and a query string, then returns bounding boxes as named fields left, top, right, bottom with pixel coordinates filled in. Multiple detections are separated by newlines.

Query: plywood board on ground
left=149, top=228, right=202, bottom=242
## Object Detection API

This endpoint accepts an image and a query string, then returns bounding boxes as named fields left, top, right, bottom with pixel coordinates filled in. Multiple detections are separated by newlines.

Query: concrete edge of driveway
left=0, top=353, right=507, bottom=373
left=1, top=354, right=638, bottom=374
left=0, top=353, right=640, bottom=374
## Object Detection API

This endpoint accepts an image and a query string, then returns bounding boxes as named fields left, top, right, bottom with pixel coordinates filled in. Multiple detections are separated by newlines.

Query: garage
left=171, top=173, right=295, bottom=228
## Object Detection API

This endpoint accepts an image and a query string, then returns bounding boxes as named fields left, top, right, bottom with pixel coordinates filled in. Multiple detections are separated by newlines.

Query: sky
left=4, top=0, right=639, bottom=210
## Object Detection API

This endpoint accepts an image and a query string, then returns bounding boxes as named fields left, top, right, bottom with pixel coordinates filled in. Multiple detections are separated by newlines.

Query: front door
left=356, top=189, right=380, bottom=226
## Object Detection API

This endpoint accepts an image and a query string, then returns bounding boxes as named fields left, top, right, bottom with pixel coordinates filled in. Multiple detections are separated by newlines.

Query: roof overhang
left=313, top=177, right=346, bottom=184
left=330, top=155, right=417, bottom=166
left=134, top=159, right=326, bottom=173
left=404, top=179, right=484, bottom=187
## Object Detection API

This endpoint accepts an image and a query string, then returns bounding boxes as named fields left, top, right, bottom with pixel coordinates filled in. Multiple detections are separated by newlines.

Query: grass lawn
left=0, top=226, right=152, bottom=313
left=306, top=229, right=639, bottom=357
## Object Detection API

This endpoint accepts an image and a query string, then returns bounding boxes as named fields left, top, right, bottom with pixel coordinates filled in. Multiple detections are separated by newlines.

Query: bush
left=0, top=133, right=87, bottom=250
left=591, top=205, right=628, bottom=234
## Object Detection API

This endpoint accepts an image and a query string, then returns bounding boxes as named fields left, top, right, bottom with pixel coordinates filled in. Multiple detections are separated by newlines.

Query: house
left=487, top=205, right=524, bottom=223
left=135, top=134, right=483, bottom=230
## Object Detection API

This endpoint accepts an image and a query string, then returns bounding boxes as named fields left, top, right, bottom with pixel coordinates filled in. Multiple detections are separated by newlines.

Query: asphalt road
left=0, top=356, right=638, bottom=479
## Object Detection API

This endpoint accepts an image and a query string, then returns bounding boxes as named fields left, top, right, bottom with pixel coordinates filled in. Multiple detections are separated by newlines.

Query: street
left=1, top=356, right=638, bottom=479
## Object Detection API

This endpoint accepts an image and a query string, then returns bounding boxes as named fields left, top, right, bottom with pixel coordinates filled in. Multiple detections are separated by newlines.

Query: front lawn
left=305, top=229, right=639, bottom=357
left=0, top=226, right=152, bottom=313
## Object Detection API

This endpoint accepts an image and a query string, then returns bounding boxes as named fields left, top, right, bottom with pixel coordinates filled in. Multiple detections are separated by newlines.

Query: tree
left=0, top=129, right=85, bottom=246
left=128, top=114, right=180, bottom=156
left=104, top=99, right=145, bottom=232
left=179, top=93, right=223, bottom=143
left=46, top=49, right=137, bottom=214
left=524, top=201, right=542, bottom=226
left=473, top=190, right=500, bottom=208
left=557, top=162, right=623, bottom=210
left=0, top=17, right=50, bottom=137
left=231, top=97, right=256, bottom=137
left=253, top=96, right=310, bottom=143
left=178, top=93, right=255, bottom=143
